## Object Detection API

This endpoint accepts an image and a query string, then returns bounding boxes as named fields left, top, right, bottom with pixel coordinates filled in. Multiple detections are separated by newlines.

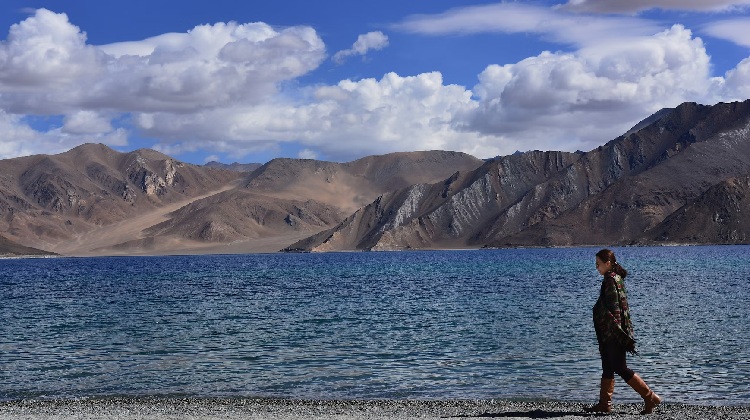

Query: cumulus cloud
left=466, top=25, right=715, bottom=151
left=1, top=5, right=750, bottom=164
left=0, top=8, right=327, bottom=158
left=0, top=8, right=326, bottom=116
left=298, top=149, right=319, bottom=160
left=332, top=31, right=389, bottom=64
left=0, top=9, right=105, bottom=89
left=561, top=0, right=750, bottom=13
left=0, top=112, right=44, bottom=159
left=131, top=72, right=505, bottom=160
left=62, top=111, right=113, bottom=135
left=722, top=58, right=750, bottom=100
left=0, top=110, right=128, bottom=160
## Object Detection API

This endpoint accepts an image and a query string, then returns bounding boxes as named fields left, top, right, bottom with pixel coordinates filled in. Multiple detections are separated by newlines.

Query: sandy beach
left=1, top=398, right=749, bottom=420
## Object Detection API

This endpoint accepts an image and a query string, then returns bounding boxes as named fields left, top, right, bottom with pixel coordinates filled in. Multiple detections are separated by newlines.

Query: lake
left=1, top=246, right=748, bottom=404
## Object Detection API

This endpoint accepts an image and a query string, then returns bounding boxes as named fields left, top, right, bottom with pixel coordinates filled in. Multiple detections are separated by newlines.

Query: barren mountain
left=116, top=150, right=485, bottom=254
left=286, top=150, right=582, bottom=251
left=0, top=146, right=484, bottom=255
left=8, top=100, right=750, bottom=256
left=497, top=100, right=750, bottom=247
left=245, top=151, right=485, bottom=213
left=288, top=100, right=750, bottom=251
left=639, top=176, right=750, bottom=244
left=0, top=143, right=241, bottom=254
left=126, top=189, right=344, bottom=251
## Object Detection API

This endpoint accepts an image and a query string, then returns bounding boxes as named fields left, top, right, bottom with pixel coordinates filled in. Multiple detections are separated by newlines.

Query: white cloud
left=1, top=5, right=750, bottom=165
left=467, top=25, right=714, bottom=151
left=0, top=9, right=326, bottom=115
left=0, top=112, right=43, bottom=159
left=0, top=9, right=105, bottom=89
left=562, top=0, right=750, bottom=13
left=702, top=18, right=750, bottom=47
left=722, top=57, right=750, bottom=100
left=393, top=2, right=661, bottom=48
left=0, top=8, right=327, bottom=159
left=332, top=31, right=389, bottom=64
left=62, top=111, right=113, bottom=135
left=298, top=149, right=318, bottom=160
left=0, top=110, right=128, bottom=159
left=130, top=72, right=507, bottom=160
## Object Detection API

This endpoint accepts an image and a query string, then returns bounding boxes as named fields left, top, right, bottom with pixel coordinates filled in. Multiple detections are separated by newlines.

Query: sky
left=1, top=1, right=750, bottom=165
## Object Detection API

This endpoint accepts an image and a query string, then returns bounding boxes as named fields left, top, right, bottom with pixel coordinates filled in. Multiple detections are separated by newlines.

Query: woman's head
left=595, top=249, right=628, bottom=278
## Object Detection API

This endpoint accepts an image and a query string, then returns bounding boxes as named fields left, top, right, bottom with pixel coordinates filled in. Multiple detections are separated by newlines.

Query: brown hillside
left=0, top=234, right=55, bottom=257
left=0, top=143, right=241, bottom=253
left=118, top=151, right=485, bottom=253
left=286, top=150, right=582, bottom=251
left=245, top=151, right=484, bottom=213
left=0, top=146, right=483, bottom=255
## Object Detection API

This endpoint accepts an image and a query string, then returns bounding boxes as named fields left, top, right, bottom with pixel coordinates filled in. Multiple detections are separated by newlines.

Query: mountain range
left=289, top=100, right=750, bottom=251
left=3, top=99, right=750, bottom=256
left=0, top=144, right=481, bottom=256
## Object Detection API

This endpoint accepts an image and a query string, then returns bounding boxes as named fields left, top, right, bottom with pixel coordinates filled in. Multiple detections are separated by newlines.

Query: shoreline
left=2, top=398, right=749, bottom=419
left=5, top=239, right=750, bottom=261
left=4, top=242, right=750, bottom=260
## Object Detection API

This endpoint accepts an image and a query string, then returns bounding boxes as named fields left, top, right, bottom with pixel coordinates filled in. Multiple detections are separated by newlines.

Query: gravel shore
left=1, top=398, right=749, bottom=420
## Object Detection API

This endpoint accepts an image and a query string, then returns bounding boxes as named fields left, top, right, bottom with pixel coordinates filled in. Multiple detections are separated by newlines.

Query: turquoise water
left=1, top=247, right=748, bottom=404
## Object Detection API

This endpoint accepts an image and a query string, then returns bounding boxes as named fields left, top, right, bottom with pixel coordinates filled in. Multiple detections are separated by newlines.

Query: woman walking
left=585, top=249, right=661, bottom=415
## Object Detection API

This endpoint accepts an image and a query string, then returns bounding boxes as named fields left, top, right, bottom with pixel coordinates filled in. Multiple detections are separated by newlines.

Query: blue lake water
left=1, top=246, right=749, bottom=404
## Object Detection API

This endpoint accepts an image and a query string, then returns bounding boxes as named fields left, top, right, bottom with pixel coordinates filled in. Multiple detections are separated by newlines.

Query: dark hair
left=596, top=248, right=628, bottom=278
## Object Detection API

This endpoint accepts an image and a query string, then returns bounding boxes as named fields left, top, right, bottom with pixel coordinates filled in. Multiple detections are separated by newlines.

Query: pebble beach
left=2, top=398, right=749, bottom=420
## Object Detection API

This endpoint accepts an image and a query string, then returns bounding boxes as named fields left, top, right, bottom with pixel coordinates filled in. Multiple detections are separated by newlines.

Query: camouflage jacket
left=593, top=271, right=636, bottom=353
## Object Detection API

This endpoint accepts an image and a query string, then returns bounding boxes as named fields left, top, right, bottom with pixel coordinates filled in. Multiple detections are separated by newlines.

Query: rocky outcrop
left=640, top=176, right=750, bottom=244
left=497, top=100, right=750, bottom=247
left=125, top=154, right=185, bottom=197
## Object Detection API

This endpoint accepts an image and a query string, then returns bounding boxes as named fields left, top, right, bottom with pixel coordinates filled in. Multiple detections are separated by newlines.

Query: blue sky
left=1, top=1, right=750, bottom=164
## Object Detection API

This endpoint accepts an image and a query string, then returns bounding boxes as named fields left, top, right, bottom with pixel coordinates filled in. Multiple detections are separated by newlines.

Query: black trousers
left=599, top=340, right=635, bottom=381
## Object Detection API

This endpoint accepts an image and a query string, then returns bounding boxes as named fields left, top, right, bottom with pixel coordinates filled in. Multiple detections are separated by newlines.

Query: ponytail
left=596, top=248, right=628, bottom=278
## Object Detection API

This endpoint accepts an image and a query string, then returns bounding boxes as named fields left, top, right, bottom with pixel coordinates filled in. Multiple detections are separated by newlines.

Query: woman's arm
left=602, top=274, right=622, bottom=328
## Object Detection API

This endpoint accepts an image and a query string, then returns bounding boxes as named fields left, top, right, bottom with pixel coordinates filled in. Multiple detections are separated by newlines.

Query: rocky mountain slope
left=640, top=176, right=750, bottom=244
left=0, top=143, right=242, bottom=254
left=244, top=151, right=485, bottom=213
left=118, top=151, right=485, bottom=253
left=288, top=100, right=750, bottom=251
left=0, top=234, right=55, bottom=257
left=0, top=145, right=484, bottom=255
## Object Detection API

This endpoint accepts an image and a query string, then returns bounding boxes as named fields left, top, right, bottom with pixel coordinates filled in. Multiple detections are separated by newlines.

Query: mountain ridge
left=287, top=99, right=750, bottom=251
left=0, top=146, right=485, bottom=255
left=5, top=99, right=750, bottom=256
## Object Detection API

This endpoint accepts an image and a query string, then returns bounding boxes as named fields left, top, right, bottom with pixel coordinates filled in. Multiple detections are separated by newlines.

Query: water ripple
left=1, top=247, right=748, bottom=404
